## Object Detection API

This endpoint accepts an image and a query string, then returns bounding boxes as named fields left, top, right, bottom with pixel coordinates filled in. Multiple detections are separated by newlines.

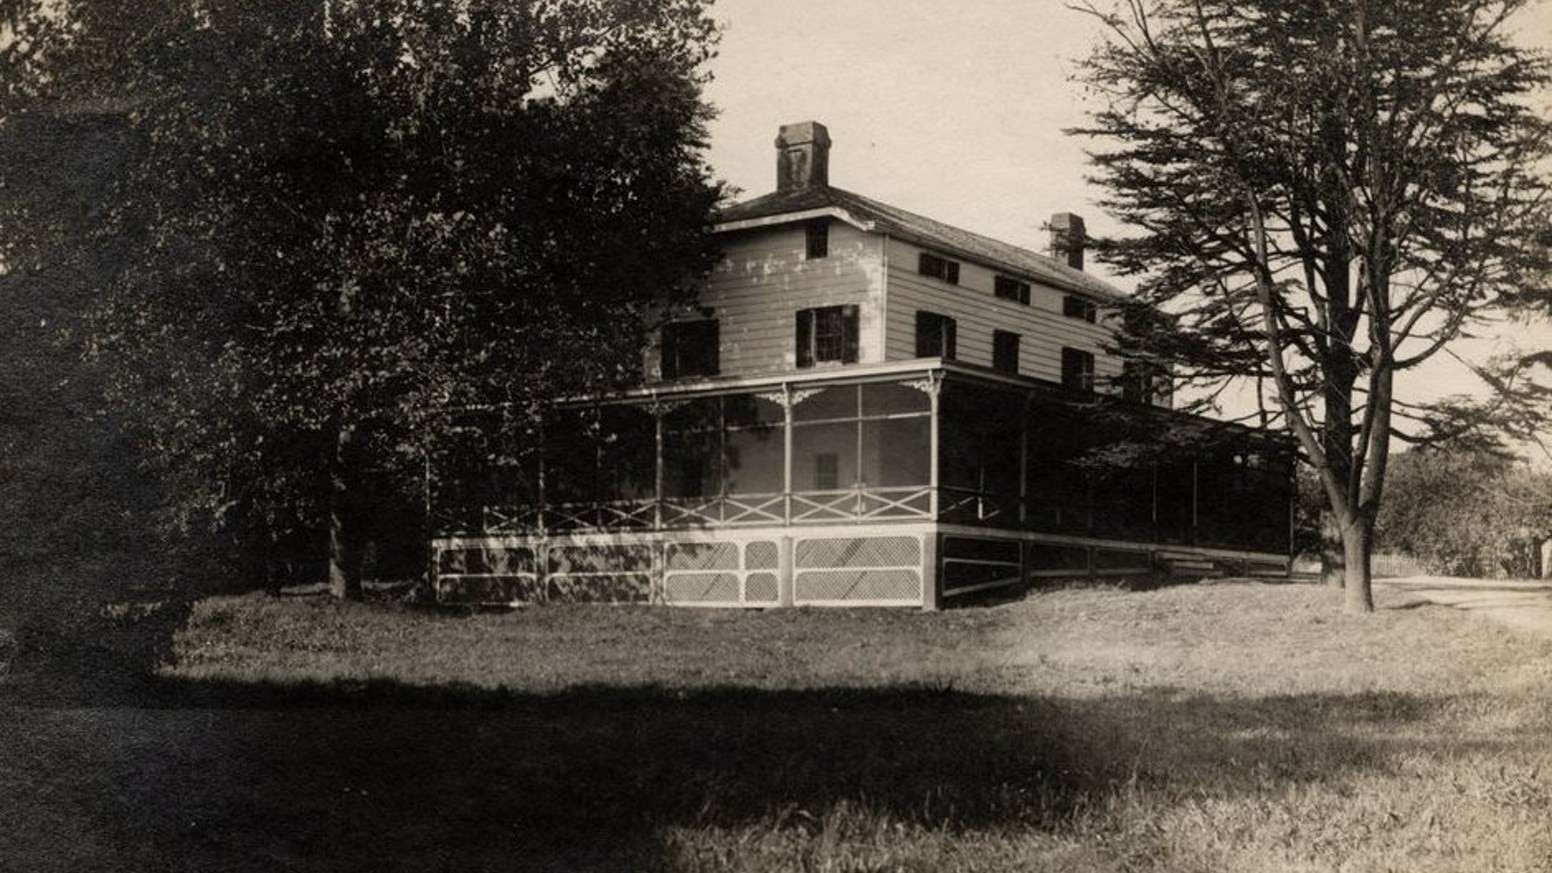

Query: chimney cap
left=1049, top=212, right=1087, bottom=271
left=776, top=121, right=831, bottom=148
left=775, top=121, right=831, bottom=191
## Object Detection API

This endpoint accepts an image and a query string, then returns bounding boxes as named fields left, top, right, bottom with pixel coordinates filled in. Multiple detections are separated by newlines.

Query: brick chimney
left=1049, top=212, right=1087, bottom=270
left=776, top=121, right=831, bottom=191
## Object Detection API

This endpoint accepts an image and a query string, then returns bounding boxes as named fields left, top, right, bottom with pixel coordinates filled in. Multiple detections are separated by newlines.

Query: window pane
left=861, top=382, right=930, bottom=416
left=598, top=404, right=656, bottom=500
left=662, top=429, right=720, bottom=498
left=862, top=417, right=930, bottom=487
left=661, top=320, right=718, bottom=379
left=725, top=424, right=785, bottom=495
left=805, top=220, right=828, bottom=259
left=792, top=385, right=858, bottom=422
left=664, top=397, right=721, bottom=432
left=724, top=393, right=784, bottom=427
left=814, top=307, right=846, bottom=361
left=793, top=421, right=858, bottom=490
left=545, top=408, right=598, bottom=505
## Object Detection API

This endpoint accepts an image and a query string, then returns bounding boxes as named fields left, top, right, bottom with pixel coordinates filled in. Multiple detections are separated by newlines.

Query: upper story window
left=918, top=252, right=960, bottom=285
left=915, top=310, right=957, bottom=360
left=1063, top=294, right=1098, bottom=323
left=1061, top=347, right=1095, bottom=392
left=660, top=319, right=720, bottom=379
left=994, top=275, right=1031, bottom=305
left=804, top=219, right=829, bottom=259
left=993, top=330, right=1020, bottom=374
left=1122, top=360, right=1171, bottom=407
left=796, top=305, right=858, bottom=367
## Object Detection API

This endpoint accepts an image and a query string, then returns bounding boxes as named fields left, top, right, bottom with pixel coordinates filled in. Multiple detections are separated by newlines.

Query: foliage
left=1074, top=0, right=1552, bottom=610
left=1376, top=448, right=1552, bottom=577
left=0, top=0, right=725, bottom=596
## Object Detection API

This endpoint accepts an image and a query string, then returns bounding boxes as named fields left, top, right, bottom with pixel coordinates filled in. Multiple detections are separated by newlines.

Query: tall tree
left=1074, top=0, right=1552, bottom=611
left=1, top=0, right=724, bottom=599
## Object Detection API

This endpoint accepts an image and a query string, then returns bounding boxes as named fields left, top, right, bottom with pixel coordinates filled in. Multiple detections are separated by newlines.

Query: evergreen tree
left=1074, top=0, right=1552, bottom=611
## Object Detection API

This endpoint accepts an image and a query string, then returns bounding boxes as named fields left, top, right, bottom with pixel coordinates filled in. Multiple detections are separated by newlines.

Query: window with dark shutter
left=1062, top=294, right=1098, bottom=322
left=661, top=319, right=719, bottom=379
left=914, top=311, right=957, bottom=360
left=804, top=219, right=829, bottom=259
left=993, top=330, right=1020, bottom=374
left=918, top=252, right=960, bottom=285
left=1061, top=347, right=1096, bottom=392
left=796, top=305, right=859, bottom=367
left=994, top=275, right=1031, bottom=305
left=1122, top=360, right=1170, bottom=405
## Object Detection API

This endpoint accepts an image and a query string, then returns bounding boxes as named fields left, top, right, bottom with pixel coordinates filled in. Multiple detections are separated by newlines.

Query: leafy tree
left=0, top=103, right=172, bottom=638
left=1377, top=448, right=1552, bottom=577
left=1074, top=0, right=1552, bottom=611
left=1, top=0, right=724, bottom=599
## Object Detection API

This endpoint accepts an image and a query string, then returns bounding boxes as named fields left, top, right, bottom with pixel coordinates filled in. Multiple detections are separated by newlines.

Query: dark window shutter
left=915, top=311, right=933, bottom=357
left=704, top=320, right=720, bottom=375
left=796, top=309, right=814, bottom=368
left=841, top=305, right=859, bottom=363
left=944, top=318, right=957, bottom=359
left=661, top=325, right=680, bottom=379
left=946, top=261, right=960, bottom=285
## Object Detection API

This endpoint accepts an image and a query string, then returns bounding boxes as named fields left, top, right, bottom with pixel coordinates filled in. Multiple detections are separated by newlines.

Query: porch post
left=782, top=382, right=794, bottom=524
left=1018, top=390, right=1030, bottom=527
left=1191, top=459, right=1199, bottom=545
left=653, top=399, right=664, bottom=530
left=536, top=419, right=547, bottom=536
left=928, top=372, right=941, bottom=519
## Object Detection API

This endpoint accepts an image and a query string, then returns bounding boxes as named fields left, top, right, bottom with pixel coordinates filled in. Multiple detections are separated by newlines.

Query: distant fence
left=1293, top=552, right=1429, bottom=579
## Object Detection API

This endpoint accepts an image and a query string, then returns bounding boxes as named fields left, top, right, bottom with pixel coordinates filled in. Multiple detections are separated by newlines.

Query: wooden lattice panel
left=745, top=572, right=779, bottom=603
left=795, top=536, right=920, bottom=569
left=745, top=541, right=778, bottom=570
left=665, top=542, right=740, bottom=571
left=795, top=569, right=920, bottom=603
left=664, top=572, right=742, bottom=603
left=793, top=535, right=923, bottom=606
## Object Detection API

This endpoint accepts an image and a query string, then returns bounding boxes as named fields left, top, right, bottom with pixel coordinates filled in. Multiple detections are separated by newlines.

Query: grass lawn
left=4, top=580, right=1552, bottom=871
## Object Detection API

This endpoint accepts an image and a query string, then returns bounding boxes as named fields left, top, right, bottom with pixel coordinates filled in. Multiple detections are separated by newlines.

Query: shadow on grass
left=3, top=668, right=1473, bottom=873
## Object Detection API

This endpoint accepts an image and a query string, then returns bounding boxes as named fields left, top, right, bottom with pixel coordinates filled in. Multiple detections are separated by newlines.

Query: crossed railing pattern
left=473, top=485, right=938, bottom=534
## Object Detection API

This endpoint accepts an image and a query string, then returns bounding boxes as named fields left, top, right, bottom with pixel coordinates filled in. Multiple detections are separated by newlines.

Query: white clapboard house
left=430, top=122, right=1293, bottom=607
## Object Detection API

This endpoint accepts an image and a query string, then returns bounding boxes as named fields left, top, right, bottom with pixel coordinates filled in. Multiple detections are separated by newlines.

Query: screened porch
left=432, top=368, right=1292, bottom=556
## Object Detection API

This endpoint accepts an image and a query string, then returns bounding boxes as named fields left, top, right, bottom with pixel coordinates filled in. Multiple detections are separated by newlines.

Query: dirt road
left=1380, top=576, right=1552, bottom=640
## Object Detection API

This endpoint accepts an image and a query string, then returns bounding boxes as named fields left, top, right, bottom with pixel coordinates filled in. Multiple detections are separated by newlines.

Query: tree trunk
left=328, top=420, right=364, bottom=601
left=1341, top=513, right=1374, bottom=613
left=1320, top=507, right=1345, bottom=588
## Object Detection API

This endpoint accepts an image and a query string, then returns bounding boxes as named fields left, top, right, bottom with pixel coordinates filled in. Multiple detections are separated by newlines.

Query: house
left=429, top=122, right=1293, bottom=607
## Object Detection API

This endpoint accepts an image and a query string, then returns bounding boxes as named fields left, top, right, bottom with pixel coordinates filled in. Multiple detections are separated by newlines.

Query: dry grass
left=4, top=580, right=1552, bottom=872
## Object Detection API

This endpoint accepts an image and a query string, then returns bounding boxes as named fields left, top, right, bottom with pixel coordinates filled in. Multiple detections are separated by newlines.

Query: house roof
left=717, top=185, right=1125, bottom=303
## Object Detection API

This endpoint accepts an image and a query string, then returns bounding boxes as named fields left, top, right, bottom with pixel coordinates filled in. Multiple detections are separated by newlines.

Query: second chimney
left=776, top=121, right=831, bottom=192
left=1049, top=212, right=1087, bottom=271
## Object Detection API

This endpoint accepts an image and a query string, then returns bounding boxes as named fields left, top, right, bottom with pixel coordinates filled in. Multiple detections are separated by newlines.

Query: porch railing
left=473, top=484, right=939, bottom=534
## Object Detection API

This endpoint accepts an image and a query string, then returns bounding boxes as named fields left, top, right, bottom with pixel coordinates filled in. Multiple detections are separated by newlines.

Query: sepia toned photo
left=3, top=1, right=1551, bottom=869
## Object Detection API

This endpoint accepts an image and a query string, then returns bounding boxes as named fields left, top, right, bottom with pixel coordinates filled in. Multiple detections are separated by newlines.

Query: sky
left=699, top=0, right=1552, bottom=444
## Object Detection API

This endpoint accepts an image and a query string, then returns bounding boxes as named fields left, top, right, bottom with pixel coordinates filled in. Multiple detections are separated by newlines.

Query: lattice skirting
left=432, top=527, right=1288, bottom=607
left=433, top=527, right=934, bottom=607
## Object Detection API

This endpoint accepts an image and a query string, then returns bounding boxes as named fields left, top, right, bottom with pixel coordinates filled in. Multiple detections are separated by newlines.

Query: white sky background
left=701, top=0, right=1552, bottom=446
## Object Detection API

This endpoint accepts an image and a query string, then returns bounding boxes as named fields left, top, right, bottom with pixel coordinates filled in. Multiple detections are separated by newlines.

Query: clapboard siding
left=647, top=221, right=884, bottom=380
left=883, top=238, right=1124, bottom=390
